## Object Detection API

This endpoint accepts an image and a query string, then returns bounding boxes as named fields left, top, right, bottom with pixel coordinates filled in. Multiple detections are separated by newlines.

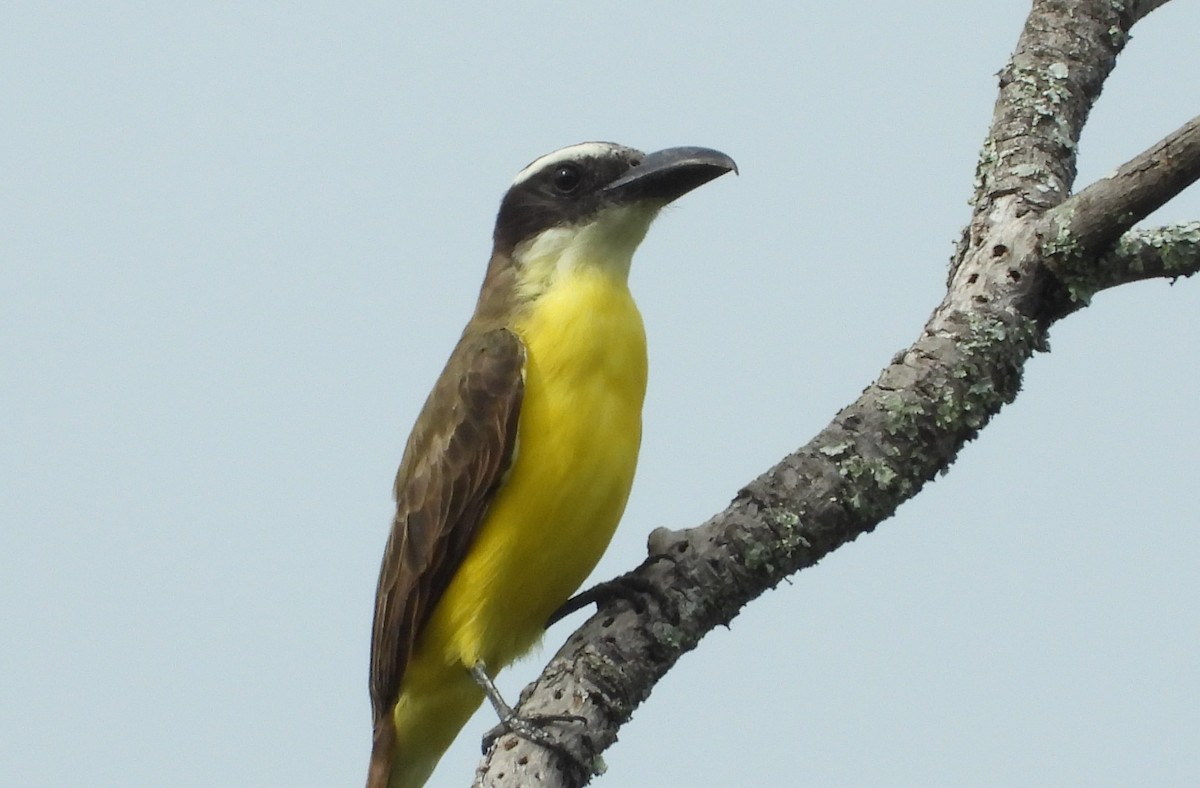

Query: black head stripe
left=493, top=143, right=644, bottom=256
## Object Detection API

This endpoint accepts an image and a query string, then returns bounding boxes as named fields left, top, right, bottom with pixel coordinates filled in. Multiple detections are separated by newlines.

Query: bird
left=367, top=141, right=736, bottom=788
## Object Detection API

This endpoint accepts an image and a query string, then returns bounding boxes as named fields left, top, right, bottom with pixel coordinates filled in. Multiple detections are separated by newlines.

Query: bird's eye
left=551, top=165, right=582, bottom=194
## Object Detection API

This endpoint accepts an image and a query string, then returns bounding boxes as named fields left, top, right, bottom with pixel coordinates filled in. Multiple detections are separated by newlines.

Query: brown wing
left=369, top=327, right=524, bottom=722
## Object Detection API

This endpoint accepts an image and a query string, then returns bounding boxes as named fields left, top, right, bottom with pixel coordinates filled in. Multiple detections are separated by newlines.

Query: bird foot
left=547, top=570, right=679, bottom=628
left=482, top=712, right=596, bottom=781
left=470, top=662, right=593, bottom=777
left=481, top=711, right=588, bottom=752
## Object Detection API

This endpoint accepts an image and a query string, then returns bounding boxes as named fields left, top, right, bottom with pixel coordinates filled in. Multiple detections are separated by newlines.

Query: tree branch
left=472, top=2, right=1198, bottom=786
left=967, top=0, right=1134, bottom=218
left=1049, top=222, right=1200, bottom=313
left=1134, top=0, right=1173, bottom=21
left=1041, top=115, right=1200, bottom=262
left=476, top=222, right=1057, bottom=785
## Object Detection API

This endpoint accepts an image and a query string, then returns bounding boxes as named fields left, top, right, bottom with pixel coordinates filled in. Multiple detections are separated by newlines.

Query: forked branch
left=474, top=3, right=1197, bottom=785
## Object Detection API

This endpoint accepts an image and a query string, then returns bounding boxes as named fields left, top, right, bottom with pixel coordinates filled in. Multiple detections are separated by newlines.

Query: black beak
left=603, top=146, right=737, bottom=205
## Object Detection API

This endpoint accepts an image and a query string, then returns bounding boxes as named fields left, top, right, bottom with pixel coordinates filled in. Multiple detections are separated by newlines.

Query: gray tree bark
left=473, top=2, right=1200, bottom=785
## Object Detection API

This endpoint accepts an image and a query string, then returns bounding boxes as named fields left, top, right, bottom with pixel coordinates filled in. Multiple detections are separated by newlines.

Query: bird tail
left=366, top=701, right=465, bottom=788
left=368, top=682, right=485, bottom=788
left=366, top=717, right=397, bottom=788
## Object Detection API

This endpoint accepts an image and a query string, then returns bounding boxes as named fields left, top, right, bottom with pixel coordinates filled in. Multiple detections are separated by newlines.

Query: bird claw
left=470, top=661, right=594, bottom=777
left=547, top=572, right=679, bottom=627
left=482, top=712, right=586, bottom=750
left=482, top=712, right=594, bottom=778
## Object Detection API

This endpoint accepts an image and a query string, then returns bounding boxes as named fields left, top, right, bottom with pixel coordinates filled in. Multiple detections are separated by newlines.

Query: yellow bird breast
left=445, top=266, right=647, bottom=667
left=410, top=263, right=647, bottom=684
left=388, top=263, right=647, bottom=788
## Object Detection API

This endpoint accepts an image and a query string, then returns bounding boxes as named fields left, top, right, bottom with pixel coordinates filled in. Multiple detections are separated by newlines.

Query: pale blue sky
left=3, top=2, right=1199, bottom=786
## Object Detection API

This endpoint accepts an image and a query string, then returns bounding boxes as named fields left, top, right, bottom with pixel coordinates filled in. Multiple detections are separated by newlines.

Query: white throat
left=511, top=203, right=659, bottom=298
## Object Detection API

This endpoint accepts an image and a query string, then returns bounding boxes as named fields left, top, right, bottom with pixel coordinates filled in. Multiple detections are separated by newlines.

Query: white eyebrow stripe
left=510, top=142, right=624, bottom=186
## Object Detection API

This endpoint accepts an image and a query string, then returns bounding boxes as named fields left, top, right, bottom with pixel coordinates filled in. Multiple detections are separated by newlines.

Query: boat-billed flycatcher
left=367, top=141, right=736, bottom=788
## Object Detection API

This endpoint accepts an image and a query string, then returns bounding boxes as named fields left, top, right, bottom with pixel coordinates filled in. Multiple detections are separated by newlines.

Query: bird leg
left=469, top=662, right=591, bottom=776
left=546, top=566, right=679, bottom=628
left=471, top=661, right=519, bottom=721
